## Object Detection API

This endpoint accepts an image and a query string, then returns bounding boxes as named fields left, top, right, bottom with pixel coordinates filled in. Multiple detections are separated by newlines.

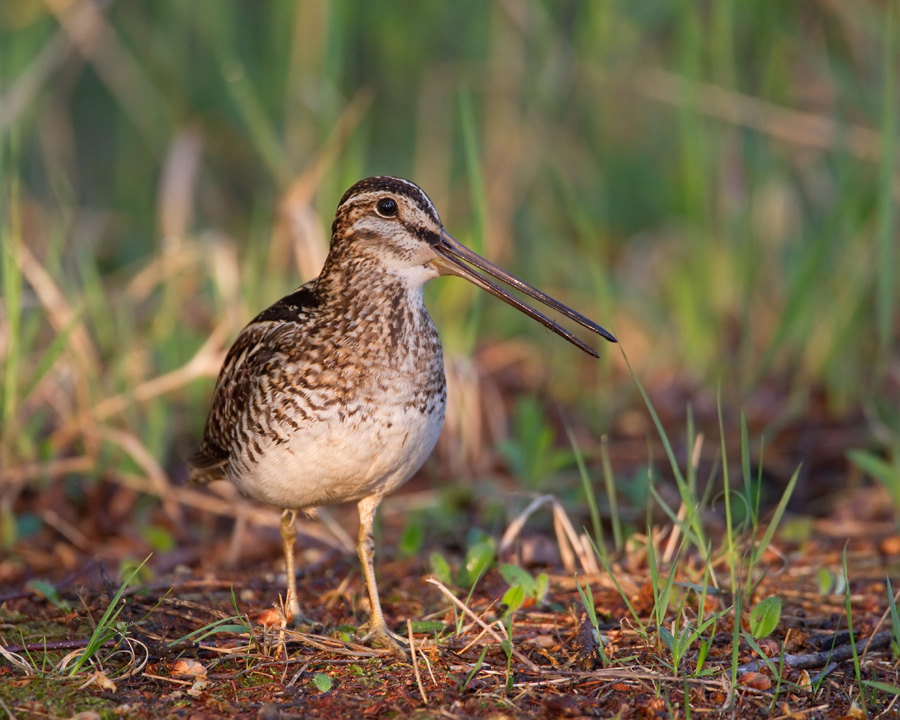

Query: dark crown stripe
left=339, top=176, right=441, bottom=226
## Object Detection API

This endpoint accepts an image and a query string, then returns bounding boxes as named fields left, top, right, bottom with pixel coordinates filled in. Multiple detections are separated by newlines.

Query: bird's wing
left=190, top=283, right=321, bottom=482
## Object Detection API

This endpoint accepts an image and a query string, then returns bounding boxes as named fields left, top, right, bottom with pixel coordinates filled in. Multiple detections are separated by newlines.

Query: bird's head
left=326, top=176, right=616, bottom=355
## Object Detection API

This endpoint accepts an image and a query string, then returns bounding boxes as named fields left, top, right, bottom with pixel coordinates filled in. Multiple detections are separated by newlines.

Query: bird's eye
left=375, top=197, right=398, bottom=218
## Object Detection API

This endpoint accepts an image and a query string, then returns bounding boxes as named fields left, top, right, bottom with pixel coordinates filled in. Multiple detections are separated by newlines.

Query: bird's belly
left=228, top=402, right=445, bottom=510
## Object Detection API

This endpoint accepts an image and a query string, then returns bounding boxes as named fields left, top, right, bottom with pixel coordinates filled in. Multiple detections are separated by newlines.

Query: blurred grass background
left=1, top=0, right=899, bottom=557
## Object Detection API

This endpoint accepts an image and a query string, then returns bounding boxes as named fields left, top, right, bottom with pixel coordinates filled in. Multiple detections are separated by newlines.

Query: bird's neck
left=316, top=256, right=429, bottom=327
left=314, top=252, right=443, bottom=372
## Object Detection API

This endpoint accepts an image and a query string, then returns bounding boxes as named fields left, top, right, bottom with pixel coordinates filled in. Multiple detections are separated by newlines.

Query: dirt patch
left=3, top=515, right=899, bottom=719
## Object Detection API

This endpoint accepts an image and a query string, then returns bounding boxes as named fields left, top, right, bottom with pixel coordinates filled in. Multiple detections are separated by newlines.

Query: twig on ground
left=426, top=577, right=539, bottom=672
left=1, top=638, right=115, bottom=655
left=737, top=630, right=893, bottom=674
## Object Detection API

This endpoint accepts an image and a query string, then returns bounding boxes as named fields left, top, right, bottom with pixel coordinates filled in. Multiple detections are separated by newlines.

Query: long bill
left=431, top=230, right=617, bottom=358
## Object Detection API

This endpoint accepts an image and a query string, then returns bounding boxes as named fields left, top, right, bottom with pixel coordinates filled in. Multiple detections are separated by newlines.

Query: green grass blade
left=622, top=350, right=686, bottom=488
left=1, top=141, right=22, bottom=464
left=876, top=1, right=897, bottom=355
left=457, top=86, right=487, bottom=353
left=648, top=483, right=704, bottom=550
left=863, top=681, right=900, bottom=696
left=167, top=616, right=252, bottom=646
left=600, top=436, right=622, bottom=553
left=20, top=310, right=82, bottom=404
left=841, top=549, right=866, bottom=709
left=886, top=576, right=900, bottom=652
left=750, top=465, right=800, bottom=566
left=587, top=535, right=649, bottom=640
left=68, top=555, right=151, bottom=675
left=565, top=420, right=605, bottom=559
left=719, top=390, right=736, bottom=590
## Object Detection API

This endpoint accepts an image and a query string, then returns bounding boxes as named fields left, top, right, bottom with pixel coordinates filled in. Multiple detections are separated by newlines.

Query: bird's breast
left=230, top=369, right=447, bottom=510
left=226, top=301, right=448, bottom=510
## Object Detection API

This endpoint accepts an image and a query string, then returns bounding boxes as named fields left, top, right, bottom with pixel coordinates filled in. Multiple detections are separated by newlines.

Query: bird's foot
left=283, top=597, right=320, bottom=629
left=288, top=611, right=320, bottom=629
left=357, top=622, right=408, bottom=658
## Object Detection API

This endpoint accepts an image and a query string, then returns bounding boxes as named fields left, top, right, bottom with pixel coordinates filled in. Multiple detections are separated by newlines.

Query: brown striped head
left=326, top=176, right=445, bottom=275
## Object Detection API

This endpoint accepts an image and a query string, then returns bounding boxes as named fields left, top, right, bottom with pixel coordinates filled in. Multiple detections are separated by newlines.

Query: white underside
left=227, top=402, right=444, bottom=510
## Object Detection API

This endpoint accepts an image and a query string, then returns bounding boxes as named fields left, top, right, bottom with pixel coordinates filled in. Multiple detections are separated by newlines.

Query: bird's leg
left=356, top=494, right=407, bottom=655
left=280, top=508, right=303, bottom=620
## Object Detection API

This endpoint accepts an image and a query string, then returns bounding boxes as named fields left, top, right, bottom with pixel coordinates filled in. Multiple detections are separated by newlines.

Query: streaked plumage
left=191, top=176, right=616, bottom=653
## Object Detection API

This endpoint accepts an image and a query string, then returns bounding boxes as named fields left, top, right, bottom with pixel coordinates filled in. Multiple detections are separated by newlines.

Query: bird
left=190, top=176, right=617, bottom=653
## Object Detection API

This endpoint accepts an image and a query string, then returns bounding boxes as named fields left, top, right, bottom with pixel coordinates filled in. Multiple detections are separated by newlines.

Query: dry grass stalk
left=632, top=68, right=884, bottom=164
left=94, top=426, right=182, bottom=524
left=54, top=318, right=229, bottom=440
left=407, top=619, right=429, bottom=704
left=43, top=0, right=162, bottom=145
left=499, top=494, right=599, bottom=575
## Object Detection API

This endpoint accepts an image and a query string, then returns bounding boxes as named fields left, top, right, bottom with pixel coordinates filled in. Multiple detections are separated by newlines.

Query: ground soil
left=2, top=472, right=900, bottom=720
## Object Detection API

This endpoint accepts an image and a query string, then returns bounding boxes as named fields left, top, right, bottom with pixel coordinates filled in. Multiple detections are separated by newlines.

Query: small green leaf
left=534, top=573, right=549, bottom=603
left=27, top=579, right=69, bottom=609
left=167, top=616, right=250, bottom=646
left=69, top=555, right=150, bottom=675
left=142, top=524, right=176, bottom=552
left=408, top=620, right=445, bottom=634
left=501, top=585, right=525, bottom=615
left=429, top=552, right=453, bottom=586
left=336, top=624, right=355, bottom=642
left=677, top=621, right=695, bottom=649
left=848, top=449, right=900, bottom=485
left=118, top=557, right=152, bottom=584
left=1, top=506, right=18, bottom=548
left=695, top=637, right=711, bottom=674
left=659, top=626, right=675, bottom=654
left=748, top=596, right=782, bottom=639
left=574, top=576, right=598, bottom=627
left=816, top=567, right=846, bottom=595
left=313, top=672, right=332, bottom=693
left=458, top=537, right=495, bottom=587
left=499, top=564, right=533, bottom=592
left=399, top=520, right=424, bottom=556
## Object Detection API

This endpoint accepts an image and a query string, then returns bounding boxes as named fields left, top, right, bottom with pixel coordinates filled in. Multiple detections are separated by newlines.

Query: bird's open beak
left=431, top=230, right=617, bottom=358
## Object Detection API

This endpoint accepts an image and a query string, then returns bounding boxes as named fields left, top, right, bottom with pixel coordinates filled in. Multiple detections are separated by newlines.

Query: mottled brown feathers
left=191, top=178, right=447, bottom=489
left=251, top=285, right=317, bottom=324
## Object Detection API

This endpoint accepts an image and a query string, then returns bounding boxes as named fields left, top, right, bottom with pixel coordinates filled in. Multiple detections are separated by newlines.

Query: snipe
left=190, top=176, right=616, bottom=653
